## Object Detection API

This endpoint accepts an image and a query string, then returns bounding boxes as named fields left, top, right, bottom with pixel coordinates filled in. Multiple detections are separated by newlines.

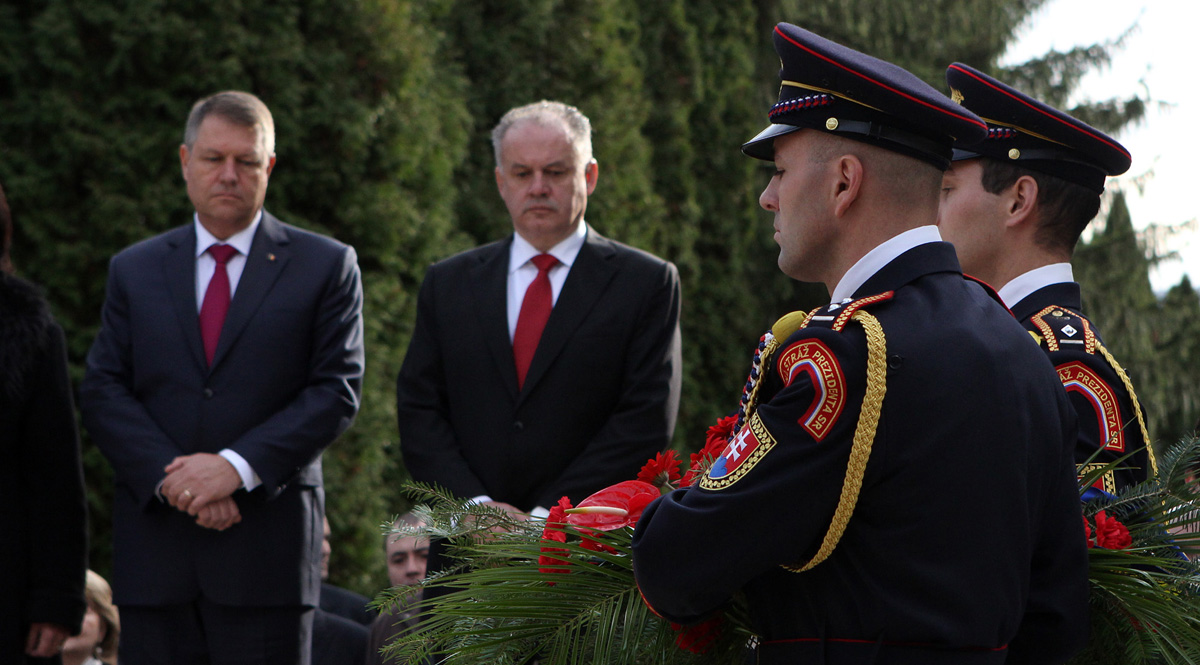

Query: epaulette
left=1028, top=304, right=1096, bottom=353
left=1030, top=304, right=1159, bottom=477
left=800, top=291, right=895, bottom=331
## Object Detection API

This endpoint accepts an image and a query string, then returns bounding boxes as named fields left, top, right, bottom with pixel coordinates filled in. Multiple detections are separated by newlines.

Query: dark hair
left=979, top=159, right=1101, bottom=255
left=0, top=181, right=12, bottom=274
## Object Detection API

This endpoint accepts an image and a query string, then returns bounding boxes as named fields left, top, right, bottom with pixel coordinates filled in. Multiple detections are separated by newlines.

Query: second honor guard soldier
left=631, top=24, right=1089, bottom=664
left=938, top=63, right=1155, bottom=493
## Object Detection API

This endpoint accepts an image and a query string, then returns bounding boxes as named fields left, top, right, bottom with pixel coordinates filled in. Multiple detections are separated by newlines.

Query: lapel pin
left=268, top=253, right=276, bottom=261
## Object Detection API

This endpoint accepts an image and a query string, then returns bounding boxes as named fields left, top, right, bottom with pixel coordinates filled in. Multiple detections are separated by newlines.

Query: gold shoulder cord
left=783, top=309, right=887, bottom=573
left=1095, top=340, right=1158, bottom=476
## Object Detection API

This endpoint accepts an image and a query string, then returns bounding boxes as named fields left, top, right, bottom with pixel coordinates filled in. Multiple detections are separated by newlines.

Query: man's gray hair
left=183, top=90, right=275, bottom=155
left=491, top=100, right=593, bottom=167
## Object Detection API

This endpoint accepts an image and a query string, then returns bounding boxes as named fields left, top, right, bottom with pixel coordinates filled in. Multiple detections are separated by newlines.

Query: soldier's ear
left=1006, top=175, right=1039, bottom=227
left=832, top=154, right=863, bottom=218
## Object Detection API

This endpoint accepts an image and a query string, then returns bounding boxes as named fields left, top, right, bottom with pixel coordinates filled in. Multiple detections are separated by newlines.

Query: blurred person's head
left=62, top=570, right=120, bottom=665
left=385, top=512, right=429, bottom=587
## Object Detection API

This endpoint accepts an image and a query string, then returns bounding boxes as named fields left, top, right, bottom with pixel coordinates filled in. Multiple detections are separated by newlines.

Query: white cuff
left=467, top=495, right=494, bottom=506
left=529, top=506, right=551, bottom=519
left=219, top=450, right=262, bottom=491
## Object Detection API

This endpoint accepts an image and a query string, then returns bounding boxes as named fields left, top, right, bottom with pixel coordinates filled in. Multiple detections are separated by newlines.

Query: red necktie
left=513, top=254, right=559, bottom=389
left=199, top=244, right=238, bottom=366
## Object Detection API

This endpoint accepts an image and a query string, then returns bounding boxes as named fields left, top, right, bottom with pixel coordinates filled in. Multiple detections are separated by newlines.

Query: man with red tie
left=397, top=100, right=682, bottom=522
left=81, top=91, right=365, bottom=665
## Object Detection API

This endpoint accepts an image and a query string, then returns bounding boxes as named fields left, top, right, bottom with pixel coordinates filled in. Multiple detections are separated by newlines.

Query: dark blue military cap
left=742, top=23, right=987, bottom=169
left=946, top=63, right=1131, bottom=194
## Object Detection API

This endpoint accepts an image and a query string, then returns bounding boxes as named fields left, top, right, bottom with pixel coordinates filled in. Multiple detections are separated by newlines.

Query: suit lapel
left=470, top=238, right=520, bottom=402
left=519, top=231, right=619, bottom=400
left=163, top=225, right=207, bottom=372
left=210, top=212, right=291, bottom=371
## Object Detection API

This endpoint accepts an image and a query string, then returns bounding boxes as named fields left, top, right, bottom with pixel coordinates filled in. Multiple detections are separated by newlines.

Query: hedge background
left=2, top=0, right=1193, bottom=597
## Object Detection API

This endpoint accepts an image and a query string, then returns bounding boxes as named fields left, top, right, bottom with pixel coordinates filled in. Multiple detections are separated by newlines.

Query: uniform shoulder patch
left=1057, top=360, right=1125, bottom=452
left=700, top=413, right=777, bottom=491
left=776, top=337, right=846, bottom=441
left=1030, top=305, right=1096, bottom=353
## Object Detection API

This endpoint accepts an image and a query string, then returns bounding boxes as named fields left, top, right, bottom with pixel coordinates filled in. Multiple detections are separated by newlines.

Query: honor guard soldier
left=632, top=24, right=1089, bottom=664
left=938, top=63, right=1156, bottom=493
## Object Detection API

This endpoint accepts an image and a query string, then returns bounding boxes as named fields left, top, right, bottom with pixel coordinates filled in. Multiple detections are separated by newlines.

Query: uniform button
left=887, top=355, right=904, bottom=370
left=204, top=388, right=214, bottom=398
left=513, top=421, right=524, bottom=431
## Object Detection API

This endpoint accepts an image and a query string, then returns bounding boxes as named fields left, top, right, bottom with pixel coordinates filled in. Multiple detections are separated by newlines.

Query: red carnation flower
left=539, top=496, right=574, bottom=578
left=565, top=480, right=660, bottom=530
left=1094, top=510, right=1132, bottom=550
left=704, top=415, right=738, bottom=457
left=671, top=616, right=724, bottom=654
left=679, top=415, right=739, bottom=487
left=578, top=526, right=616, bottom=554
left=638, top=450, right=683, bottom=490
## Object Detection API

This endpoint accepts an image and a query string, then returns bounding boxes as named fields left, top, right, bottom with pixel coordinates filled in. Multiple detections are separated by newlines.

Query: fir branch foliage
left=1071, top=436, right=1200, bottom=663
left=379, top=483, right=751, bottom=665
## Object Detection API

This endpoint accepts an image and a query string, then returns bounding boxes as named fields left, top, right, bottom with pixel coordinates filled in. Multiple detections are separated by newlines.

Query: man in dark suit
left=81, top=91, right=364, bottom=665
left=938, top=63, right=1154, bottom=493
left=632, top=24, right=1088, bottom=664
left=397, top=99, right=681, bottom=522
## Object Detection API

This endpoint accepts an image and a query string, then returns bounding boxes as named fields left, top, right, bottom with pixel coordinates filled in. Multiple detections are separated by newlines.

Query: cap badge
left=950, top=88, right=964, bottom=104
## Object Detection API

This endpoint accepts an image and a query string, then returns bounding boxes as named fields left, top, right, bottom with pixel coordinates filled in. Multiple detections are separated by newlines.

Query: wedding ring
left=182, top=489, right=193, bottom=499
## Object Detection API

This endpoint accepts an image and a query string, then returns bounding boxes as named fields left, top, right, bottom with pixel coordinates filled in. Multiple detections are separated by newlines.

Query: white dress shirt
left=830, top=225, right=943, bottom=303
left=997, top=263, right=1075, bottom=309
left=193, top=213, right=263, bottom=492
left=505, top=221, right=588, bottom=340
left=471, top=221, right=589, bottom=518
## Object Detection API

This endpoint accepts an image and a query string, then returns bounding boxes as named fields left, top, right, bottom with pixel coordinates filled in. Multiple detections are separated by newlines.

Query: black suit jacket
left=1011, top=282, right=1153, bottom=491
left=397, top=228, right=682, bottom=510
left=634, top=243, right=1088, bottom=663
left=320, top=583, right=374, bottom=626
left=312, top=608, right=368, bottom=665
left=81, top=211, right=364, bottom=608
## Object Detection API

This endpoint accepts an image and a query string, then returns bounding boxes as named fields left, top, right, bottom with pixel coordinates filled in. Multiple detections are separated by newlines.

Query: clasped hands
left=161, top=453, right=244, bottom=531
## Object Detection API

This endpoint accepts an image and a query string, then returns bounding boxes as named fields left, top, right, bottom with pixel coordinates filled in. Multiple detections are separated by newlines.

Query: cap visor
left=742, top=124, right=803, bottom=161
left=951, top=148, right=984, bottom=162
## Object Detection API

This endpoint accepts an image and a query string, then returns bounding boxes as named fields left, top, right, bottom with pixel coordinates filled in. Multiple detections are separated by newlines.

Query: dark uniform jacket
left=1011, top=282, right=1153, bottom=492
left=633, top=242, right=1089, bottom=665
left=0, top=274, right=87, bottom=664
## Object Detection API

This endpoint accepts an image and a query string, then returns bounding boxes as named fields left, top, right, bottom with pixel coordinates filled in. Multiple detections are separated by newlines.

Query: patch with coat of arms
left=700, top=413, right=777, bottom=491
